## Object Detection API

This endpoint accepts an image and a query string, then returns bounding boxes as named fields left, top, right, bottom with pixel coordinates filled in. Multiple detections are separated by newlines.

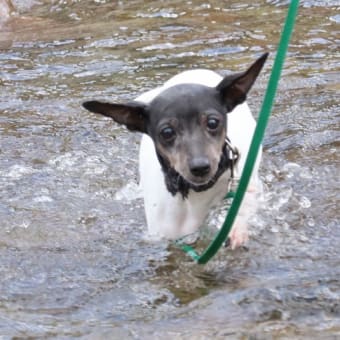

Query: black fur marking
left=157, top=142, right=235, bottom=199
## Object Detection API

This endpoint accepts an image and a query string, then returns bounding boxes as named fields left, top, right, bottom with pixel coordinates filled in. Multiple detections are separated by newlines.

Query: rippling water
left=0, top=0, right=339, bottom=338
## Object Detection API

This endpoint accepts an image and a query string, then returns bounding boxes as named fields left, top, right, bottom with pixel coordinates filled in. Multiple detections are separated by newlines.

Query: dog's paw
left=229, top=222, right=249, bottom=250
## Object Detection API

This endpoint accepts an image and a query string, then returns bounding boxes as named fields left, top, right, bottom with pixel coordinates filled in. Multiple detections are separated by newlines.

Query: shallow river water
left=0, top=0, right=339, bottom=338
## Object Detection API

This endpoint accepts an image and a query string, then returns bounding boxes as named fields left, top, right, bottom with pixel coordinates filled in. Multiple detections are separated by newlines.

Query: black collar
left=157, top=138, right=239, bottom=199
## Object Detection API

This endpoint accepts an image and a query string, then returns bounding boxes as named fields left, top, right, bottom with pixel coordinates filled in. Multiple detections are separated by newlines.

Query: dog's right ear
left=82, top=101, right=148, bottom=133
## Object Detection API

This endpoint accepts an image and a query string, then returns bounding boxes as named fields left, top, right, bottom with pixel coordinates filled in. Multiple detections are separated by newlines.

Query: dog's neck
left=156, top=140, right=237, bottom=199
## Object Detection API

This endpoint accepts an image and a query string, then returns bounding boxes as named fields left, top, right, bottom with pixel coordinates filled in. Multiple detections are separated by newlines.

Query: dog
left=83, top=53, right=268, bottom=249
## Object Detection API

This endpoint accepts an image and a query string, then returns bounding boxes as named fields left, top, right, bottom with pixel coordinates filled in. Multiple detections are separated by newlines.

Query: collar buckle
left=225, top=137, right=239, bottom=179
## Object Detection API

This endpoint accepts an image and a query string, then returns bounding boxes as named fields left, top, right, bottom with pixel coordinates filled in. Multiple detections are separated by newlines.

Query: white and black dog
left=83, top=53, right=268, bottom=249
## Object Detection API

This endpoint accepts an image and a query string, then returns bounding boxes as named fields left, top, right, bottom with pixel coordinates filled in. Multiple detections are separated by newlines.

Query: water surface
left=0, top=0, right=339, bottom=338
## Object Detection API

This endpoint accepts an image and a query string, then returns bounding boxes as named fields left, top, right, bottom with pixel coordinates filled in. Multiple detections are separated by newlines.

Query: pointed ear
left=82, top=101, right=148, bottom=133
left=217, top=52, right=269, bottom=112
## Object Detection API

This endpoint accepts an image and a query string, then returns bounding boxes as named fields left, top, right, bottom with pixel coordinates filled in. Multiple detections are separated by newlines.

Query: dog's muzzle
left=158, top=138, right=239, bottom=198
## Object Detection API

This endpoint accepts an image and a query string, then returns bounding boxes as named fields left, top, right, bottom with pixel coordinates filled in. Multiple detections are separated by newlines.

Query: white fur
left=136, top=70, right=261, bottom=249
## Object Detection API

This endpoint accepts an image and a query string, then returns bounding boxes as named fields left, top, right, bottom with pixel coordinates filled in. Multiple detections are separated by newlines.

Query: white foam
left=114, top=181, right=141, bottom=201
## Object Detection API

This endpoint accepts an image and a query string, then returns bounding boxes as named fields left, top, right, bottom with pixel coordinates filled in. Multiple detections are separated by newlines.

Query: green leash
left=177, top=0, right=300, bottom=264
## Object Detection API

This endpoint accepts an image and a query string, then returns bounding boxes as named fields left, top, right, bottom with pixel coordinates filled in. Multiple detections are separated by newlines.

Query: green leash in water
left=176, top=0, right=300, bottom=264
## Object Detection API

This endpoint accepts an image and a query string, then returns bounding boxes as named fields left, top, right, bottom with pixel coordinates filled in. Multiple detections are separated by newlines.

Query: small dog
left=83, top=53, right=268, bottom=249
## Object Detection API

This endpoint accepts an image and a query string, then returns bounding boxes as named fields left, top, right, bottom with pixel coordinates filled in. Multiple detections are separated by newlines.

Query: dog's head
left=83, top=53, right=268, bottom=194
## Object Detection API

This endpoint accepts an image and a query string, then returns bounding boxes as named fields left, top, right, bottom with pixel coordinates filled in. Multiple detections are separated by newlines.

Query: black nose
left=189, top=158, right=211, bottom=177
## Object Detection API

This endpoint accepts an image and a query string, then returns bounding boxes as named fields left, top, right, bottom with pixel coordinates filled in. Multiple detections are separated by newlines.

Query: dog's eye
left=160, top=126, right=176, bottom=142
left=207, top=117, right=220, bottom=131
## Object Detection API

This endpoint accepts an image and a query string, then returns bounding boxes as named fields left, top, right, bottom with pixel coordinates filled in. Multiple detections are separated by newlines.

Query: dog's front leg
left=228, top=182, right=260, bottom=249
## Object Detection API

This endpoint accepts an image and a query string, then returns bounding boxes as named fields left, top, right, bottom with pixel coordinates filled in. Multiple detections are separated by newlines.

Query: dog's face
left=83, top=53, right=268, bottom=188
left=146, top=84, right=226, bottom=185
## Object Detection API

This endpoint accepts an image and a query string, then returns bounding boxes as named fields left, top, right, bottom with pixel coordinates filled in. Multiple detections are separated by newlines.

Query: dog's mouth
left=184, top=171, right=217, bottom=187
left=183, top=163, right=225, bottom=191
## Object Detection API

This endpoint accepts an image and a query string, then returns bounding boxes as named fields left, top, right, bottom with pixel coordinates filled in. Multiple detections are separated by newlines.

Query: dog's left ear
left=82, top=101, right=148, bottom=133
left=217, top=52, right=269, bottom=112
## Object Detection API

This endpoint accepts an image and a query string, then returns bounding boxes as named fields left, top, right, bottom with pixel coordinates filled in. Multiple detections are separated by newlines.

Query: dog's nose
left=189, top=158, right=211, bottom=177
